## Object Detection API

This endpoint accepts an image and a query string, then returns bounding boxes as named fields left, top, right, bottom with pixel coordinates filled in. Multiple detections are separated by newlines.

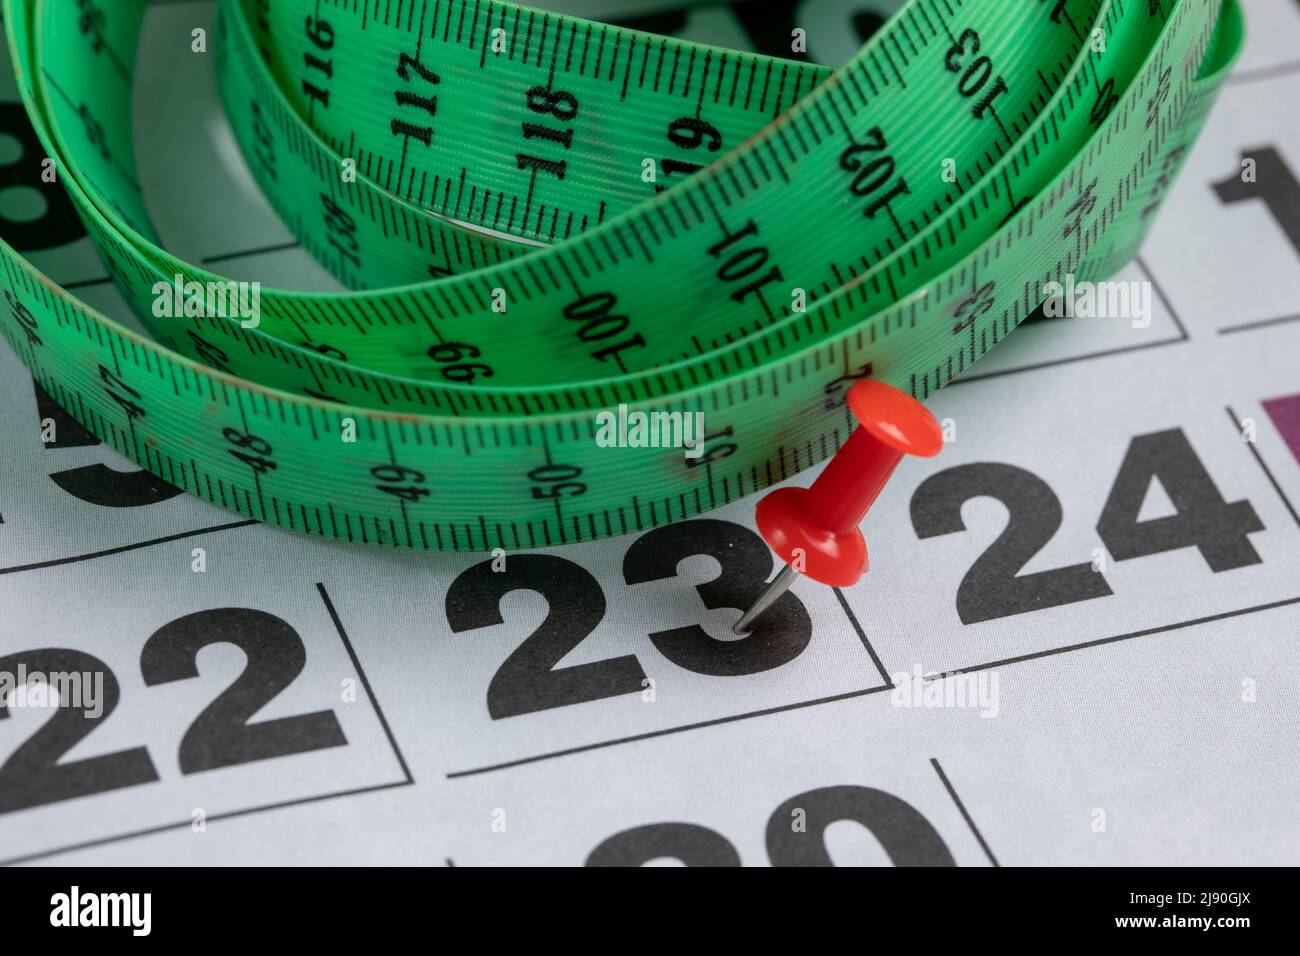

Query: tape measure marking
left=0, top=0, right=1243, bottom=549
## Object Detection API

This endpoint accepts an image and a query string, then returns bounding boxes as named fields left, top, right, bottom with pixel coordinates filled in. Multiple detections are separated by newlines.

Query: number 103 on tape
left=0, top=0, right=1244, bottom=588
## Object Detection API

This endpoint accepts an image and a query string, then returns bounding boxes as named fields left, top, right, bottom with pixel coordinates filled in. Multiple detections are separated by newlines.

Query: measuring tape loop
left=0, top=0, right=1243, bottom=550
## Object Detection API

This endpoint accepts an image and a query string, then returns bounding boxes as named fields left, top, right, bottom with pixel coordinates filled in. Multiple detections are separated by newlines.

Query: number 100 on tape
left=0, top=0, right=1244, bottom=550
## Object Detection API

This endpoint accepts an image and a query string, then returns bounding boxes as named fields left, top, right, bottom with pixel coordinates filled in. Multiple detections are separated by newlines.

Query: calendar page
left=0, top=0, right=1297, bottom=867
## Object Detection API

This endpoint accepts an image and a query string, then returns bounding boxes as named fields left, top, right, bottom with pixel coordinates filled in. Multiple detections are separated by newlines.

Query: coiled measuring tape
left=0, top=0, right=1242, bottom=551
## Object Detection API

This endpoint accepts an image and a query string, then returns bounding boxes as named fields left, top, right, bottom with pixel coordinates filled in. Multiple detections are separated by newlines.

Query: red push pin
left=733, top=380, right=944, bottom=634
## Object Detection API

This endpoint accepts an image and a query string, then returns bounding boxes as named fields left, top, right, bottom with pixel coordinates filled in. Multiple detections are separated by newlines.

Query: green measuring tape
left=0, top=0, right=1243, bottom=551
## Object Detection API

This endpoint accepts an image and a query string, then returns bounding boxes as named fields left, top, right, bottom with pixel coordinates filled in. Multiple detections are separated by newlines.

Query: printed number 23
left=445, top=520, right=812, bottom=719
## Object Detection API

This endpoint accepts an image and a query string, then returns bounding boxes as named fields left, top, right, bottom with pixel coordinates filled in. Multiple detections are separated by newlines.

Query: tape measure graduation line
left=0, top=0, right=1242, bottom=551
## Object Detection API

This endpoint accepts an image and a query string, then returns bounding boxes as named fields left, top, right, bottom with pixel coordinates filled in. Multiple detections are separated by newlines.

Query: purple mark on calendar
left=1263, top=393, right=1300, bottom=467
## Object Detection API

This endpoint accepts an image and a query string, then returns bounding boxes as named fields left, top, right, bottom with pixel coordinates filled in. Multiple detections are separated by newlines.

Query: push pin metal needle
left=733, top=380, right=944, bottom=634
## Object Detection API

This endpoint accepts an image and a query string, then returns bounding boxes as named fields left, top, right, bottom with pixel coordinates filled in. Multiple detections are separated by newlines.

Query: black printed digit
left=34, top=382, right=183, bottom=507
left=391, top=51, right=440, bottom=147
left=300, top=15, right=336, bottom=112
left=517, top=84, right=578, bottom=181
left=0, top=102, right=86, bottom=251
left=728, top=0, right=804, bottom=60
left=0, top=648, right=158, bottom=813
left=839, top=127, right=911, bottom=222
left=586, top=783, right=953, bottom=867
left=943, top=28, right=1010, bottom=120
left=445, top=554, right=647, bottom=719
left=1213, top=146, right=1300, bottom=258
left=706, top=219, right=785, bottom=304
left=622, top=519, right=812, bottom=676
left=587, top=823, right=741, bottom=867
left=765, top=786, right=955, bottom=867
left=48, top=464, right=182, bottom=508
left=652, top=117, right=723, bottom=193
left=1097, top=429, right=1264, bottom=571
left=910, top=463, right=1113, bottom=624
left=139, top=608, right=348, bottom=774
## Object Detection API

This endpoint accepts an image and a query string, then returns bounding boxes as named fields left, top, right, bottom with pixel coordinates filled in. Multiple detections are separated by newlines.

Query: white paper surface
left=0, top=0, right=1297, bottom=866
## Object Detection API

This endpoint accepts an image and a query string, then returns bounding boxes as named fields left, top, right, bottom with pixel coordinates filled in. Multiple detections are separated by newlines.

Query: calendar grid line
left=446, top=682, right=896, bottom=779
left=317, top=582, right=415, bottom=785
left=834, top=586, right=894, bottom=687
left=1226, top=406, right=1300, bottom=530
left=1218, top=313, right=1300, bottom=336
left=0, top=780, right=412, bottom=867
left=0, top=519, right=258, bottom=575
left=927, top=594, right=1300, bottom=681
left=931, top=758, right=1000, bottom=867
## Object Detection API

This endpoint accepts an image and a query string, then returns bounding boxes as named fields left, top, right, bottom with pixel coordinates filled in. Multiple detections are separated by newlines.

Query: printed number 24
left=911, top=428, right=1264, bottom=624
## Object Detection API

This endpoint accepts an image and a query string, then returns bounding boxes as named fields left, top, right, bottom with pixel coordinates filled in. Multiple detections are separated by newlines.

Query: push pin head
left=733, top=381, right=942, bottom=634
